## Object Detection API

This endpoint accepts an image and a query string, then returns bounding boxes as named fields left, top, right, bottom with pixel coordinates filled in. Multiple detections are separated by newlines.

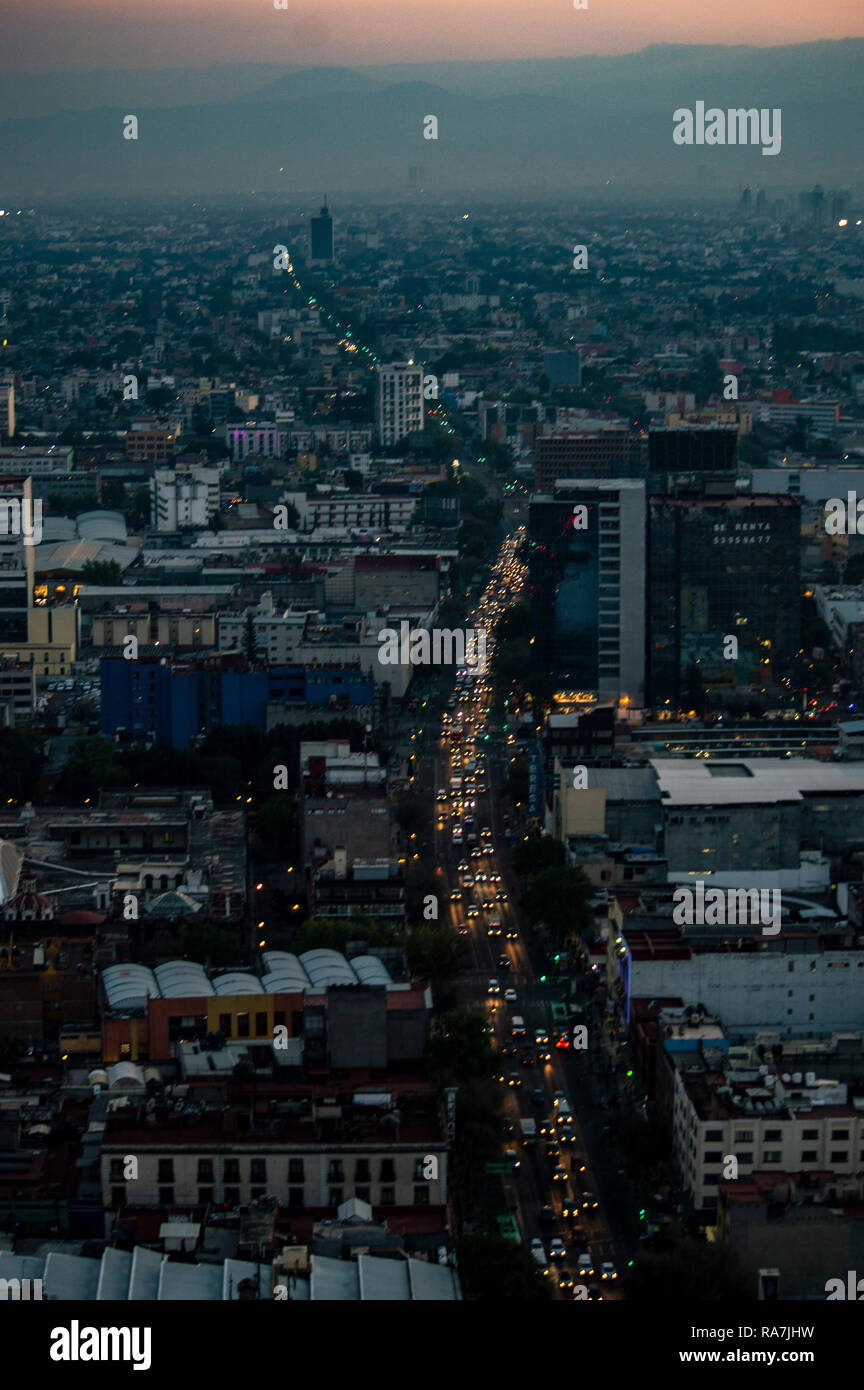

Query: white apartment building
left=150, top=465, right=222, bottom=532
left=376, top=362, right=424, bottom=445
left=217, top=594, right=313, bottom=662
left=282, top=491, right=417, bottom=534
left=225, top=425, right=285, bottom=462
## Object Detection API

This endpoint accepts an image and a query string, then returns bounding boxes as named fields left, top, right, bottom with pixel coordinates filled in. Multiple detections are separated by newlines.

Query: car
left=539, top=1204, right=556, bottom=1228
left=462, top=875, right=474, bottom=889
left=481, top=826, right=492, bottom=839
left=519, top=1049, right=535, bottom=1068
left=531, top=1088, right=545, bottom=1105
left=553, top=1091, right=567, bottom=1109
left=470, top=847, right=483, bottom=859
left=577, top=1253, right=594, bottom=1277
left=482, top=898, right=495, bottom=911
left=497, top=954, right=510, bottom=969
left=499, top=1043, right=518, bottom=1060
left=467, top=905, right=479, bottom=917
left=572, top=1153, right=587, bottom=1173
left=505, top=1148, right=521, bottom=1171
left=586, top=1281, right=602, bottom=1301
left=549, top=1238, right=566, bottom=1261
left=507, top=1072, right=522, bottom=1088
left=580, top=1192, right=599, bottom=1210
left=560, top=1191, right=579, bottom=1220
left=486, top=923, right=502, bottom=937
left=530, top=1238, right=549, bottom=1273
left=487, top=979, right=500, bottom=995
left=436, top=789, right=448, bottom=801
left=601, top=1261, right=617, bottom=1281
left=504, top=988, right=517, bottom=1004
left=457, top=860, right=469, bottom=872
left=474, top=870, right=488, bottom=883
left=558, top=1269, right=576, bottom=1292
left=477, top=782, right=487, bottom=792
left=539, top=1117, right=555, bottom=1138
left=552, top=1165, right=569, bottom=1184
left=559, top=1127, right=576, bottom=1146
left=449, top=889, right=462, bottom=901
left=544, top=1141, right=560, bottom=1161
left=495, top=891, right=509, bottom=903
left=489, top=872, right=502, bottom=883
left=505, top=927, right=519, bottom=940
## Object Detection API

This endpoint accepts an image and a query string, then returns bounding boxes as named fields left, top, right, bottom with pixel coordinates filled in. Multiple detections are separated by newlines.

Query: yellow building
left=0, top=607, right=78, bottom=677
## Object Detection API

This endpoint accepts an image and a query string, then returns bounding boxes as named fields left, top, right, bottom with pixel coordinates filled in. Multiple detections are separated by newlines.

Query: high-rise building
left=740, top=186, right=752, bottom=212
left=0, top=475, right=35, bottom=643
left=534, top=433, right=646, bottom=492
left=646, top=492, right=801, bottom=707
left=376, top=362, right=424, bottom=446
left=0, top=380, right=14, bottom=441
left=647, top=428, right=738, bottom=492
left=529, top=480, right=646, bottom=703
left=309, top=200, right=334, bottom=263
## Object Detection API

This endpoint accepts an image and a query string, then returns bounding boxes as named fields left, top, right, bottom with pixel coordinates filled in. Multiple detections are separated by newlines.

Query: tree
left=521, top=865, right=594, bottom=945
left=456, top=1233, right=552, bottom=1301
left=406, top=927, right=470, bottom=1004
left=623, top=1237, right=751, bottom=1301
left=511, top=834, right=566, bottom=877
left=428, top=1010, right=496, bottom=1082
left=80, top=559, right=123, bottom=586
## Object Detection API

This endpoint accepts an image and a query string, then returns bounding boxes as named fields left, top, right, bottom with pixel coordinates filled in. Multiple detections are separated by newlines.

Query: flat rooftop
left=651, top=757, right=864, bottom=806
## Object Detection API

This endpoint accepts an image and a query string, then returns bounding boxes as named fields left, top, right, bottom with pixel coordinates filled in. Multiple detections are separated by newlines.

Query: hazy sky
left=1, top=0, right=862, bottom=73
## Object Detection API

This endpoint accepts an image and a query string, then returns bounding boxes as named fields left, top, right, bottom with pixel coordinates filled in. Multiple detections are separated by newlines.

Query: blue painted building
left=100, top=658, right=373, bottom=749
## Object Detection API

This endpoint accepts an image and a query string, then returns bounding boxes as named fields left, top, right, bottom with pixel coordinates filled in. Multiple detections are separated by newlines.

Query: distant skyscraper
left=740, top=186, right=752, bottom=212
left=755, top=190, right=767, bottom=217
left=376, top=362, right=424, bottom=446
left=529, top=480, right=646, bottom=703
left=646, top=492, right=800, bottom=707
left=647, top=428, right=737, bottom=493
left=309, top=199, right=334, bottom=263
left=0, top=380, right=14, bottom=441
left=534, top=434, right=646, bottom=492
left=0, top=474, right=34, bottom=643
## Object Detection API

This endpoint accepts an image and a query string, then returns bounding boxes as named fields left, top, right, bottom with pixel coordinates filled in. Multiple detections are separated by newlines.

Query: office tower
left=755, top=190, right=766, bottom=217
left=309, top=199, right=334, bottom=263
left=0, top=380, right=13, bottom=440
left=647, top=427, right=737, bottom=493
left=0, top=475, right=35, bottom=642
left=376, top=362, right=424, bottom=446
left=534, top=434, right=646, bottom=492
left=740, top=186, right=752, bottom=212
left=646, top=492, right=800, bottom=707
left=831, top=191, right=850, bottom=224
left=529, top=480, right=646, bottom=703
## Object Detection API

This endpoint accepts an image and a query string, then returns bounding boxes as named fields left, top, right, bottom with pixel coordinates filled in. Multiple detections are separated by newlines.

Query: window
left=199, top=1187, right=214, bottom=1205
left=288, top=1187, right=304, bottom=1208
left=225, top=1158, right=240, bottom=1182
left=355, top=1159, right=371, bottom=1182
left=328, top=1160, right=344, bottom=1182
left=158, top=1159, right=174, bottom=1183
left=197, top=1159, right=214, bottom=1182
left=413, top=1186, right=430, bottom=1205
left=733, top=1131, right=753, bottom=1143
left=111, top=1186, right=125, bottom=1209
left=250, top=1159, right=267, bottom=1184
left=765, top=1130, right=781, bottom=1141
left=255, top=1011, right=268, bottom=1037
left=830, top=1152, right=849, bottom=1164
left=224, top=1187, right=240, bottom=1207
left=762, top=1152, right=781, bottom=1164
left=412, top=1158, right=428, bottom=1182
left=110, top=1158, right=124, bottom=1182
left=380, top=1159, right=395, bottom=1182
left=379, top=1186, right=395, bottom=1206
left=705, top=1129, right=723, bottom=1141
left=250, top=1188, right=266, bottom=1201
left=832, top=1130, right=849, bottom=1140
left=219, top=1013, right=231, bottom=1036
left=159, top=1187, right=174, bottom=1205
left=274, top=1011, right=286, bottom=1028
left=354, top=1185, right=370, bottom=1202
left=328, top=1187, right=343, bottom=1206
left=801, top=1151, right=817, bottom=1162
left=738, top=1153, right=753, bottom=1164
left=703, top=1152, right=723, bottom=1164
left=802, top=1129, right=818, bottom=1139
left=237, top=1012, right=250, bottom=1038
left=288, top=1159, right=304, bottom=1183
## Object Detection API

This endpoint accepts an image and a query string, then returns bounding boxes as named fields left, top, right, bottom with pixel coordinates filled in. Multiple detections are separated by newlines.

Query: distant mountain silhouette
left=0, top=42, right=860, bottom=199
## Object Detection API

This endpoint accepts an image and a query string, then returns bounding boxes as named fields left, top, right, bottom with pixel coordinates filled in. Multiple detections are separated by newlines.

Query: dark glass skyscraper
left=646, top=492, right=801, bottom=706
left=309, top=200, right=334, bottom=262
left=529, top=480, right=645, bottom=702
